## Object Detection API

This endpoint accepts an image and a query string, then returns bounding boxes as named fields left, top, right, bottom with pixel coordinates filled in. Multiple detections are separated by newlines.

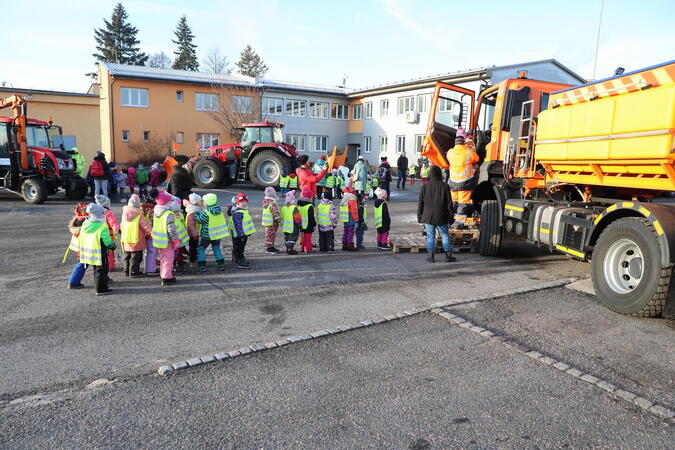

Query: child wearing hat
left=136, top=163, right=149, bottom=201
left=120, top=194, right=153, bottom=277
left=297, top=187, right=316, bottom=253
left=170, top=195, right=190, bottom=272
left=68, top=203, right=116, bottom=295
left=195, top=193, right=228, bottom=271
left=340, top=185, right=359, bottom=251
left=67, top=203, right=89, bottom=289
left=230, top=193, right=255, bottom=268
left=152, top=191, right=180, bottom=285
left=317, top=190, right=337, bottom=252
left=262, top=187, right=281, bottom=253
left=184, top=193, right=204, bottom=269
left=374, top=187, right=391, bottom=250
left=95, top=194, right=120, bottom=270
left=280, top=190, right=302, bottom=255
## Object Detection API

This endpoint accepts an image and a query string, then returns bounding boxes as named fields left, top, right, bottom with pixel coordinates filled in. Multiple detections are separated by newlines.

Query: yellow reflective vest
left=174, top=212, right=190, bottom=246
left=262, top=201, right=277, bottom=227
left=316, top=203, right=332, bottom=227
left=120, top=215, right=140, bottom=245
left=280, top=205, right=297, bottom=233
left=374, top=201, right=386, bottom=228
left=206, top=209, right=229, bottom=240
left=298, top=204, right=313, bottom=230
left=233, top=209, right=256, bottom=235
left=78, top=224, right=105, bottom=266
left=152, top=210, right=172, bottom=248
left=279, top=175, right=290, bottom=189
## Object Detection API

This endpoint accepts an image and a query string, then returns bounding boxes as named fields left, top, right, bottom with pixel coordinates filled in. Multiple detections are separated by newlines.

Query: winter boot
left=426, top=252, right=435, bottom=262
left=342, top=243, right=348, bottom=251
left=266, top=246, right=281, bottom=254
left=346, top=243, right=358, bottom=252
left=445, top=252, right=456, bottom=262
left=161, top=277, right=177, bottom=286
left=286, top=244, right=298, bottom=255
left=198, top=262, right=207, bottom=272
left=238, top=258, right=251, bottom=269
left=217, top=260, right=226, bottom=271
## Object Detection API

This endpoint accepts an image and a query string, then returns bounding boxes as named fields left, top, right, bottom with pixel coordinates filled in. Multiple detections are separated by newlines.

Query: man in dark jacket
left=417, top=165, right=455, bottom=262
left=377, top=157, right=392, bottom=200
left=396, top=152, right=409, bottom=189
left=167, top=165, right=193, bottom=201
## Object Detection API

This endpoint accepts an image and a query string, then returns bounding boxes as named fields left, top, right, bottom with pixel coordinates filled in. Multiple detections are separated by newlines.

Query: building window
left=286, top=99, right=307, bottom=117
left=331, top=104, right=348, bottom=120
left=120, top=88, right=148, bottom=108
left=364, top=102, right=373, bottom=118
left=232, top=95, right=253, bottom=113
left=364, top=136, right=372, bottom=153
left=176, top=132, right=184, bottom=144
left=380, top=99, right=389, bottom=117
left=196, top=133, right=220, bottom=149
left=287, top=134, right=306, bottom=151
left=143, top=131, right=150, bottom=142
left=195, top=93, right=219, bottom=111
left=176, top=90, right=183, bottom=102
left=262, top=97, right=284, bottom=116
left=352, top=104, right=362, bottom=120
left=309, top=101, right=329, bottom=119
left=379, top=135, right=388, bottom=153
left=417, top=94, right=431, bottom=113
left=121, top=130, right=129, bottom=142
left=309, top=135, right=328, bottom=152
left=396, top=135, right=406, bottom=153
left=397, top=96, right=414, bottom=115
left=415, top=134, right=425, bottom=153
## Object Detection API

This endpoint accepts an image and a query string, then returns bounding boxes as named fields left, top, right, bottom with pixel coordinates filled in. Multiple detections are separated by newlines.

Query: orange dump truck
left=422, top=60, right=675, bottom=317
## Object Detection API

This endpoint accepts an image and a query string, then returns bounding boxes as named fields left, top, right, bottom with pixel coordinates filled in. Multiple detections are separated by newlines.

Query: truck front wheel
left=21, top=178, right=47, bottom=204
left=192, top=159, right=222, bottom=189
left=592, top=217, right=671, bottom=317
left=248, top=150, right=290, bottom=188
left=478, top=200, right=502, bottom=256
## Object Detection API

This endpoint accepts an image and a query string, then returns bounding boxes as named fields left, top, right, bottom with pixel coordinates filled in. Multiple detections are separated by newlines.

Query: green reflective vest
left=371, top=177, right=379, bottom=187
left=174, top=212, right=190, bottom=245
left=78, top=225, right=104, bottom=266
left=279, top=176, right=290, bottom=188
left=298, top=204, right=313, bottom=230
left=72, top=153, right=85, bottom=177
left=152, top=211, right=171, bottom=248
left=420, top=167, right=430, bottom=178
left=262, top=201, right=277, bottom=227
left=280, top=205, right=297, bottom=233
left=339, top=204, right=350, bottom=223
left=316, top=203, right=332, bottom=227
left=206, top=209, right=229, bottom=240
left=121, top=215, right=140, bottom=245
left=374, top=201, right=386, bottom=228
left=324, top=175, right=335, bottom=188
left=288, top=176, right=298, bottom=189
left=233, top=209, right=256, bottom=235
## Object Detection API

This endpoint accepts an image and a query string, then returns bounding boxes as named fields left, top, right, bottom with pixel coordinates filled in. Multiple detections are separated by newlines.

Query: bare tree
left=127, top=131, right=175, bottom=165
left=206, top=83, right=265, bottom=140
left=147, top=51, right=172, bottom=69
left=203, top=47, right=232, bottom=74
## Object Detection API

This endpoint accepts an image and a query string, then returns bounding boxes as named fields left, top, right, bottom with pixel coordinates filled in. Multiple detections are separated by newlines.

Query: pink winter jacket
left=105, top=209, right=120, bottom=234
left=121, top=206, right=153, bottom=252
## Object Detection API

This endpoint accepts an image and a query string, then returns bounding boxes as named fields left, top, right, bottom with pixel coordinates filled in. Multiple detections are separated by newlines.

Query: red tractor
left=181, top=121, right=298, bottom=189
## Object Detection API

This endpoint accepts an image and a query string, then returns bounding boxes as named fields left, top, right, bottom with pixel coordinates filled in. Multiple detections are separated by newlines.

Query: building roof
left=261, top=78, right=348, bottom=96
left=0, top=86, right=98, bottom=98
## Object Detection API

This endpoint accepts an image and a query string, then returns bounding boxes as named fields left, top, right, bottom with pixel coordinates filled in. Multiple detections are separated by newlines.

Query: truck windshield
left=26, top=125, right=63, bottom=149
left=478, top=93, right=497, bottom=131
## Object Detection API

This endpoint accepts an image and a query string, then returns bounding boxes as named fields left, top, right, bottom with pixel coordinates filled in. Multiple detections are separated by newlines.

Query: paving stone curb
left=430, top=309, right=675, bottom=423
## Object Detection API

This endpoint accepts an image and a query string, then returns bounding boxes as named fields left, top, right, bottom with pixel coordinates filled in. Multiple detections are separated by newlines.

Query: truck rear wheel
left=248, top=150, right=290, bottom=188
left=192, top=159, right=222, bottom=189
left=21, top=178, right=47, bottom=204
left=478, top=200, right=502, bottom=256
left=592, top=217, right=671, bottom=317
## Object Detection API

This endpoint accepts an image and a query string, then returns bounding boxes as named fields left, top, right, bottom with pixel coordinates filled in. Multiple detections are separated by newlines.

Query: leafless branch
left=207, top=83, right=265, bottom=140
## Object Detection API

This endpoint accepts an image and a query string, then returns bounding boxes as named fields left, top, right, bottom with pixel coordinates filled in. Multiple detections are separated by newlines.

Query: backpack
left=136, top=169, right=149, bottom=185
left=90, top=160, right=104, bottom=177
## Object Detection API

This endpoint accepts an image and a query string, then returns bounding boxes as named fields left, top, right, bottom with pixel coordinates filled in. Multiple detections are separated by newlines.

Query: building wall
left=488, top=61, right=584, bottom=86
left=0, top=88, right=100, bottom=163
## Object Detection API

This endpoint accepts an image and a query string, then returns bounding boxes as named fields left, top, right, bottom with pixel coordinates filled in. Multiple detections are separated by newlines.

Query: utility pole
left=592, top=0, right=605, bottom=80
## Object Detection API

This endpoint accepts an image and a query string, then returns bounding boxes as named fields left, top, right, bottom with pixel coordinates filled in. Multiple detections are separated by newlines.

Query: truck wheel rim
left=199, top=167, right=214, bottom=183
left=257, top=160, right=279, bottom=184
left=603, top=238, right=644, bottom=294
left=24, top=183, right=37, bottom=199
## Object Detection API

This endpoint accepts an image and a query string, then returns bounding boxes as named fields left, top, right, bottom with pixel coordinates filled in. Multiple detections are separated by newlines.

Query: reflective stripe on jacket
left=449, top=144, right=478, bottom=183
left=280, top=205, right=297, bottom=233
left=78, top=226, right=104, bottom=266
left=298, top=204, right=312, bottom=229
left=374, top=202, right=385, bottom=228
left=152, top=211, right=171, bottom=248
left=233, top=209, right=256, bottom=235
left=121, top=215, right=140, bottom=245
left=316, top=203, right=332, bottom=226
left=206, top=209, right=229, bottom=240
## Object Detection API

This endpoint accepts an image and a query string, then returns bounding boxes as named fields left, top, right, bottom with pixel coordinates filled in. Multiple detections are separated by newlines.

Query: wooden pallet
left=389, top=228, right=479, bottom=254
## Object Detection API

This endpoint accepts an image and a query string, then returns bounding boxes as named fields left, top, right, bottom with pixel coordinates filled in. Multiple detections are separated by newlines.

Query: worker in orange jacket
left=448, top=131, right=479, bottom=228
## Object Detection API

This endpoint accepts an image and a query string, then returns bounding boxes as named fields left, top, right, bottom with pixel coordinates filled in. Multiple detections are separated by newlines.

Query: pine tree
left=172, top=15, right=199, bottom=71
left=236, top=45, right=269, bottom=78
left=93, top=3, right=148, bottom=65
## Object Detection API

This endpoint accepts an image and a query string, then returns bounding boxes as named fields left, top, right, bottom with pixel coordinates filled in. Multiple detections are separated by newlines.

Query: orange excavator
left=0, top=95, right=87, bottom=203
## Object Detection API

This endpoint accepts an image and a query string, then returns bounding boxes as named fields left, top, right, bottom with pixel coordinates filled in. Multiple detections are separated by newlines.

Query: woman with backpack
left=90, top=151, right=110, bottom=196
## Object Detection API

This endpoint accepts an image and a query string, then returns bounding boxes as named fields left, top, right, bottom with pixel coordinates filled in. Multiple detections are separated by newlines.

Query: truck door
left=422, top=82, right=475, bottom=168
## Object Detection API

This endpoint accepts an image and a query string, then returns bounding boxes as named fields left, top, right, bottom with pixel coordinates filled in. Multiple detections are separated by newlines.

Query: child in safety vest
left=280, top=190, right=302, bottom=255
left=68, top=203, right=115, bottom=295
left=317, top=190, right=337, bottom=252
left=332, top=169, right=343, bottom=199
left=420, top=163, right=430, bottom=184
left=262, top=187, right=281, bottom=253
left=170, top=196, right=189, bottom=273
left=120, top=194, right=153, bottom=277
left=95, top=194, right=120, bottom=270
left=408, top=165, right=417, bottom=185
left=152, top=191, right=180, bottom=285
left=230, top=193, right=255, bottom=268
left=370, top=175, right=379, bottom=199
left=67, top=203, right=89, bottom=289
left=340, top=185, right=359, bottom=251
left=184, top=193, right=203, bottom=269
left=355, top=194, right=368, bottom=250
left=194, top=193, right=228, bottom=272
left=297, top=187, right=316, bottom=253
left=279, top=168, right=290, bottom=195
left=136, top=163, right=149, bottom=201
left=141, top=200, right=159, bottom=276
left=374, top=188, right=391, bottom=250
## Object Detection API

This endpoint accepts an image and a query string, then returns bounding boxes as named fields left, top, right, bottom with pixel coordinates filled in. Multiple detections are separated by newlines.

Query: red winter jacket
left=295, top=166, right=327, bottom=198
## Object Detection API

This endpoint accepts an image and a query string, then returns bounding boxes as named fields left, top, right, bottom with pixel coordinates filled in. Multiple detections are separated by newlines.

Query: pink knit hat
left=301, top=187, right=313, bottom=199
left=156, top=191, right=172, bottom=205
left=285, top=190, right=296, bottom=205
left=264, top=186, right=278, bottom=200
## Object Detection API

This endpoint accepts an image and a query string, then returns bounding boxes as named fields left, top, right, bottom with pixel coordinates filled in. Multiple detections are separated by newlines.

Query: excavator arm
left=0, top=95, right=29, bottom=170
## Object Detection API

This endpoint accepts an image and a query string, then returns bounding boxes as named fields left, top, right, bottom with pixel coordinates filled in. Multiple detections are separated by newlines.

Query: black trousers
left=319, top=230, right=334, bottom=251
left=232, top=236, right=248, bottom=261
left=188, top=238, right=198, bottom=263
left=123, top=250, right=143, bottom=275
left=92, top=256, right=109, bottom=293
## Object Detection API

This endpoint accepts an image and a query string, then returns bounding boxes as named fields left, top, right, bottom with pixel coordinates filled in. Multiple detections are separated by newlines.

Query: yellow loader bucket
left=326, top=145, right=348, bottom=172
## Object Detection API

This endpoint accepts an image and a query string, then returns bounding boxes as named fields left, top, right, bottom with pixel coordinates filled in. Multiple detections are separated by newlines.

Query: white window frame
left=417, top=94, right=431, bottom=113
left=176, top=131, right=184, bottom=144
left=414, top=134, right=425, bottom=153
left=196, top=133, right=220, bottom=150
left=286, top=99, right=307, bottom=117
left=176, top=90, right=183, bottom=103
left=380, top=99, right=389, bottom=117
left=364, top=102, right=373, bottom=119
left=287, top=134, right=306, bottom=151
left=364, top=136, right=372, bottom=153
left=352, top=104, right=362, bottom=120
left=195, top=93, right=219, bottom=112
left=379, top=135, right=388, bottom=153
left=120, top=87, right=148, bottom=108
left=397, top=96, right=414, bottom=115
left=121, top=130, right=129, bottom=142
left=309, top=135, right=328, bottom=152
left=396, top=135, right=406, bottom=153
left=309, top=101, right=329, bottom=119
left=262, top=97, right=284, bottom=116
left=331, top=104, right=348, bottom=120
left=232, top=95, right=253, bottom=113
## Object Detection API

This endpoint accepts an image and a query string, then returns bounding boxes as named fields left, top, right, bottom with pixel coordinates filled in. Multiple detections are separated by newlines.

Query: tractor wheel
left=248, top=150, right=290, bottom=188
left=192, top=159, right=222, bottom=189
left=592, top=217, right=670, bottom=317
left=21, top=178, right=47, bottom=204
left=478, top=200, right=502, bottom=256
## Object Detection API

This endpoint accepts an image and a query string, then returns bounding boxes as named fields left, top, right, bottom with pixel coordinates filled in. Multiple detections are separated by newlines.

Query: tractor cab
left=239, top=121, right=285, bottom=151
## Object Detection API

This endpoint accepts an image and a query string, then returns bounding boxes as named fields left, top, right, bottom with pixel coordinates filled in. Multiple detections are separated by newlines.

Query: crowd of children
left=66, top=184, right=391, bottom=295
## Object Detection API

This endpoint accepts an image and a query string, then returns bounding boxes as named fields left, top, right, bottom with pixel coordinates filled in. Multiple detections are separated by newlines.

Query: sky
left=1, top=0, right=674, bottom=92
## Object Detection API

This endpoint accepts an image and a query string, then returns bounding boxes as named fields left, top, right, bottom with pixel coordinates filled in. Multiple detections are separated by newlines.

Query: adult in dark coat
left=396, top=152, right=409, bottom=189
left=167, top=165, right=193, bottom=200
left=417, top=165, right=455, bottom=262
left=91, top=151, right=111, bottom=196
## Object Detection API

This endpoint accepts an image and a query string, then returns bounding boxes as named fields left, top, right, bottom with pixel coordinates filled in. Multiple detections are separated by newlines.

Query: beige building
left=0, top=87, right=100, bottom=162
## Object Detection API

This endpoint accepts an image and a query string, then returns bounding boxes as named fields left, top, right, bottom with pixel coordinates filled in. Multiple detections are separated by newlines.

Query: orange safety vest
left=449, top=144, right=479, bottom=184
